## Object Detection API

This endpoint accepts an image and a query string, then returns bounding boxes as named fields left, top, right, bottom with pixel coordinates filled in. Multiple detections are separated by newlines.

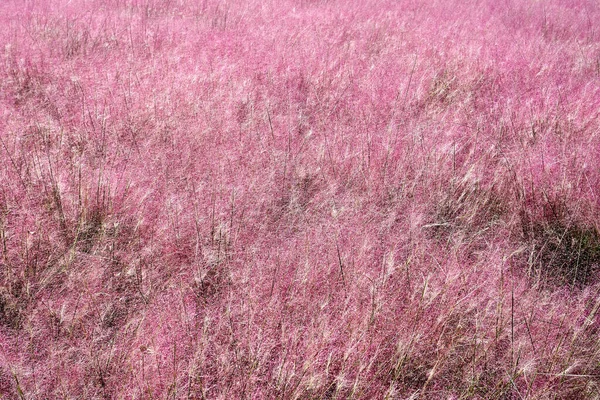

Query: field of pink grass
left=1, top=0, right=600, bottom=398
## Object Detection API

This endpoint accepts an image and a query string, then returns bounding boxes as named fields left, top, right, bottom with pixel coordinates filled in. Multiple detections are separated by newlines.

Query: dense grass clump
left=1, top=0, right=600, bottom=398
left=520, top=210, right=600, bottom=287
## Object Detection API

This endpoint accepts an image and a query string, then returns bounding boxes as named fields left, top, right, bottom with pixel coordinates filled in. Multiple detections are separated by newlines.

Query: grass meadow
left=1, top=0, right=600, bottom=398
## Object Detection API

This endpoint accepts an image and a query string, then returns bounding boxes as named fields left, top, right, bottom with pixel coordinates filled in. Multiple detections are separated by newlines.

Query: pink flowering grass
left=1, top=0, right=600, bottom=398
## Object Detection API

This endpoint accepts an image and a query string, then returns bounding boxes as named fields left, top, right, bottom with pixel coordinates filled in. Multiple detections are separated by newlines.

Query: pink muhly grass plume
left=1, top=0, right=600, bottom=398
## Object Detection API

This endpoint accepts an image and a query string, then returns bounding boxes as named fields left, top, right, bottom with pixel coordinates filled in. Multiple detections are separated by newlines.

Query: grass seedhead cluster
left=1, top=0, right=600, bottom=398
left=428, top=176, right=507, bottom=250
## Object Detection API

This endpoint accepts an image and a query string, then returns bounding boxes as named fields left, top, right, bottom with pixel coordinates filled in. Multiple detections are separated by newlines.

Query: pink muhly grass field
left=1, top=0, right=600, bottom=398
